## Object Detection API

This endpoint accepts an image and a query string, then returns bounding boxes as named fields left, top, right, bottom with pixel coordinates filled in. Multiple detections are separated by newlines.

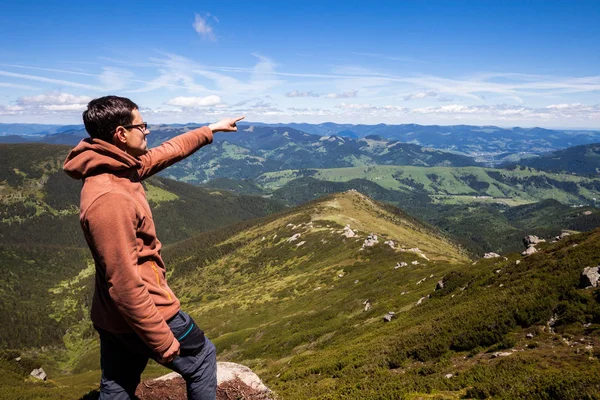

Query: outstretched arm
left=137, top=116, right=245, bottom=179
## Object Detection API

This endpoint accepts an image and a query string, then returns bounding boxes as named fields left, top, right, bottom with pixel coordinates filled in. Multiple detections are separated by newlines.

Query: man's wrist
left=208, top=123, right=218, bottom=133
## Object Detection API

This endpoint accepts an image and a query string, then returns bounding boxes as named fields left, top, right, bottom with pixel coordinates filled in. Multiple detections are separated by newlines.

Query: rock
left=583, top=211, right=593, bottom=216
left=522, top=246, right=537, bottom=256
left=354, top=280, right=359, bottom=284
left=495, top=269, right=502, bottom=274
left=492, top=351, right=512, bottom=358
left=444, top=373, right=454, bottom=379
left=484, top=252, right=500, bottom=259
left=342, top=224, right=357, bottom=238
left=416, top=296, right=426, bottom=306
left=296, top=241, right=306, bottom=247
left=384, top=240, right=396, bottom=249
left=523, top=235, right=544, bottom=247
left=411, top=260, right=419, bottom=265
left=515, top=260, right=521, bottom=265
left=416, top=277, right=426, bottom=285
left=30, top=368, right=46, bottom=380
left=152, top=362, right=272, bottom=398
left=363, top=299, right=371, bottom=312
left=435, top=280, right=444, bottom=290
left=580, top=266, right=600, bottom=289
left=526, top=333, right=535, bottom=339
left=560, top=231, right=571, bottom=238
left=383, top=312, right=395, bottom=322
left=286, top=233, right=301, bottom=242
left=395, top=262, right=408, bottom=269
left=362, top=233, right=378, bottom=248
left=15, top=357, right=21, bottom=362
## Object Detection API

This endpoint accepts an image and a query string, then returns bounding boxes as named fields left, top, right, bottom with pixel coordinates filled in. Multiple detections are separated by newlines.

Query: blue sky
left=1, top=0, right=599, bottom=128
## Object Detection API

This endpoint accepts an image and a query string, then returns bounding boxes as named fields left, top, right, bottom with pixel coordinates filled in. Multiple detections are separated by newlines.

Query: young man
left=64, top=96, right=243, bottom=399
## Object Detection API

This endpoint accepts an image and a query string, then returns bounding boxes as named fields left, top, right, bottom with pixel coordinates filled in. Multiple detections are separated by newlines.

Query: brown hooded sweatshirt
left=63, top=126, right=213, bottom=354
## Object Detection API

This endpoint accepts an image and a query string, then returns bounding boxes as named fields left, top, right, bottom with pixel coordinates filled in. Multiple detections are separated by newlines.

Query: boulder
left=383, top=312, right=395, bottom=322
left=580, top=266, right=600, bottom=289
left=394, top=262, right=408, bottom=269
left=416, top=296, right=427, bottom=306
left=444, top=373, right=454, bottom=379
left=483, top=252, right=500, bottom=259
left=30, top=368, right=46, bottom=380
left=342, top=224, right=357, bottom=238
left=435, top=280, right=444, bottom=291
left=523, top=235, right=544, bottom=247
left=286, top=233, right=301, bottom=242
left=522, top=246, right=537, bottom=256
left=363, top=300, right=371, bottom=312
left=151, top=362, right=272, bottom=398
left=362, top=233, right=378, bottom=248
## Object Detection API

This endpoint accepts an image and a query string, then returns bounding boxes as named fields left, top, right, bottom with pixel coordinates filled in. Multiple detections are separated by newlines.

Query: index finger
left=234, top=116, right=245, bottom=123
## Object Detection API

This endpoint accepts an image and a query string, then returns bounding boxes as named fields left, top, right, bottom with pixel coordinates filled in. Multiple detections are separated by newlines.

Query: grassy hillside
left=1, top=191, right=600, bottom=398
left=508, top=143, right=600, bottom=176
left=256, top=165, right=600, bottom=206
left=0, top=143, right=286, bottom=247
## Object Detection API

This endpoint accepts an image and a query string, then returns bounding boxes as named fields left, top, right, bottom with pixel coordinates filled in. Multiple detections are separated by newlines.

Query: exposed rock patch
left=484, top=252, right=500, bottom=259
left=580, top=266, right=600, bottom=289
left=30, top=368, right=46, bottom=381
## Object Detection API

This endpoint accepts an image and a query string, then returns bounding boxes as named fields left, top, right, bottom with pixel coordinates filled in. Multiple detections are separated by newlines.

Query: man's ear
left=114, top=126, right=128, bottom=144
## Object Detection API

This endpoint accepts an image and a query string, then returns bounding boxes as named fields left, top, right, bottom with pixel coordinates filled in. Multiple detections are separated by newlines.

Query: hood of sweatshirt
left=63, top=138, right=142, bottom=180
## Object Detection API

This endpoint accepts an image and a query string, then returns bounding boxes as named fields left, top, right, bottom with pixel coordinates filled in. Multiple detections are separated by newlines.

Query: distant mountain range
left=3, top=122, right=600, bottom=166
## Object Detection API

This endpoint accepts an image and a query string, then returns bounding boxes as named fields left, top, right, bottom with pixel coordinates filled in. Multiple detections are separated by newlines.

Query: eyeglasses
left=122, top=122, right=148, bottom=132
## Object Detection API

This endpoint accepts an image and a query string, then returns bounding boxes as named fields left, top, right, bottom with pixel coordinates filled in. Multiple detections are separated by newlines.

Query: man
left=64, top=95, right=243, bottom=399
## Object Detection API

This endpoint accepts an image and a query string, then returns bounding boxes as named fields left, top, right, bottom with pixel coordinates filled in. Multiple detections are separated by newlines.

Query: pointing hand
left=209, top=116, right=245, bottom=133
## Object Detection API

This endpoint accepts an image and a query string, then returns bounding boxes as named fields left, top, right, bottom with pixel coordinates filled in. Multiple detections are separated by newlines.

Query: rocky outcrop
left=483, top=252, right=500, bottom=259
left=30, top=368, right=46, bottom=380
left=523, top=235, right=544, bottom=247
left=144, top=362, right=273, bottom=400
left=521, top=234, right=547, bottom=256
left=383, top=311, right=395, bottom=322
left=362, top=233, right=378, bottom=248
left=342, top=224, right=357, bottom=238
left=580, top=266, right=600, bottom=289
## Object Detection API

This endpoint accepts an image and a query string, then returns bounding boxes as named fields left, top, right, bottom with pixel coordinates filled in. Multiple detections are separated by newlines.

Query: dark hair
left=83, top=96, right=138, bottom=142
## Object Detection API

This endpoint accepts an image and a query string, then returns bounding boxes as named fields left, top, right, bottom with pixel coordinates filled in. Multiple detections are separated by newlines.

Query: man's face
left=124, top=109, right=150, bottom=157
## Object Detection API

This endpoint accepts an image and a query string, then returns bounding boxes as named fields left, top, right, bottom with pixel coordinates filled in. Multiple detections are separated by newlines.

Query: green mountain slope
left=508, top=143, right=600, bottom=176
left=2, top=191, right=600, bottom=398
left=257, top=165, right=600, bottom=206
left=0, top=143, right=286, bottom=247
left=160, top=191, right=600, bottom=398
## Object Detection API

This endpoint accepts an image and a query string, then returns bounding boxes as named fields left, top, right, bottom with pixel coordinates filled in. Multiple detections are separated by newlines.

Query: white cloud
left=325, top=90, right=358, bottom=98
left=167, top=95, right=222, bottom=108
left=286, top=90, right=320, bottom=97
left=193, top=13, right=217, bottom=41
left=0, top=82, right=39, bottom=90
left=18, top=92, right=92, bottom=106
left=403, top=90, right=438, bottom=101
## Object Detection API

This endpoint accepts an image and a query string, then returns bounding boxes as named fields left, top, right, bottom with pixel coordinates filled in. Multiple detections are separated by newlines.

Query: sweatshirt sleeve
left=137, top=126, right=213, bottom=180
left=85, top=192, right=175, bottom=354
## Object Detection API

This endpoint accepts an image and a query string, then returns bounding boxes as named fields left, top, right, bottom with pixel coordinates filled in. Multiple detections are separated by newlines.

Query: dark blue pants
left=97, top=310, right=217, bottom=400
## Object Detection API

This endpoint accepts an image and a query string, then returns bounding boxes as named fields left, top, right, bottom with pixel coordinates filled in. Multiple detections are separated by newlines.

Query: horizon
left=1, top=0, right=599, bottom=128
left=2, top=120, right=600, bottom=133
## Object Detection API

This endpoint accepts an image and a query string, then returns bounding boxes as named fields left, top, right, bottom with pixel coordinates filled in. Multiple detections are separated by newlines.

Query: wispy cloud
left=286, top=90, right=320, bottom=97
left=403, top=90, right=439, bottom=101
left=166, top=95, right=222, bottom=108
left=325, top=90, right=358, bottom=98
left=0, top=70, right=101, bottom=90
left=0, top=82, right=39, bottom=90
left=193, top=13, right=217, bottom=41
